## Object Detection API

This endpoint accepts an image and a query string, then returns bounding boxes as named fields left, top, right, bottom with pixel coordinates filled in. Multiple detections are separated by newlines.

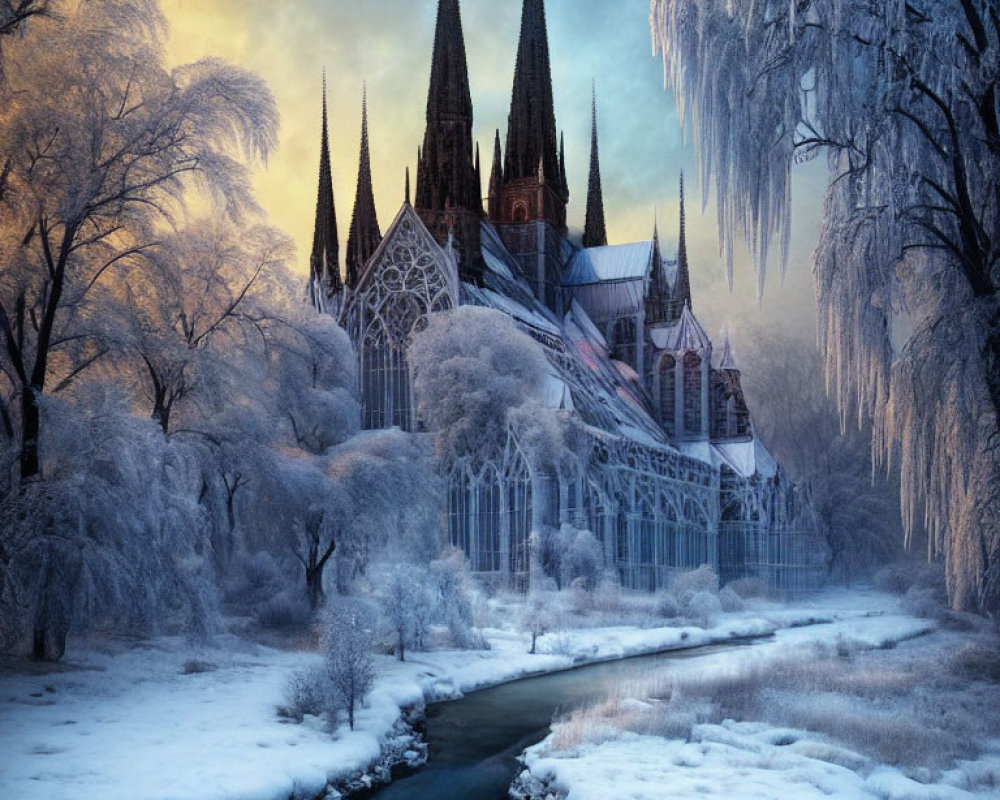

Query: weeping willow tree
left=650, top=0, right=999, bottom=613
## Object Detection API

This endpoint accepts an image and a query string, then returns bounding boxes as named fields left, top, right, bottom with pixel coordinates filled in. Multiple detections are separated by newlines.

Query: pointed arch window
left=683, top=351, right=702, bottom=435
left=659, top=354, right=676, bottom=434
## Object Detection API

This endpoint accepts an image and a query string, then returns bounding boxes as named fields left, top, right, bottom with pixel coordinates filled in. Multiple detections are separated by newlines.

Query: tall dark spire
left=415, top=0, right=482, bottom=277
left=583, top=85, right=607, bottom=249
left=670, top=173, right=692, bottom=317
left=405, top=166, right=411, bottom=205
left=645, top=213, right=671, bottom=326
left=346, top=86, right=381, bottom=289
left=488, top=128, right=503, bottom=219
left=310, top=74, right=341, bottom=297
left=504, top=0, right=565, bottom=202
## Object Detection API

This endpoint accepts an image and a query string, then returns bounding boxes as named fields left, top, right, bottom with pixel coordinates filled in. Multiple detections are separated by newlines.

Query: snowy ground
left=0, top=589, right=944, bottom=800
left=516, top=607, right=1000, bottom=800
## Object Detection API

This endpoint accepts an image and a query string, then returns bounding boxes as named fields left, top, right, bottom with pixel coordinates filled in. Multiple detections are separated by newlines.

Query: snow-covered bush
left=559, top=527, right=603, bottom=590
left=684, top=591, right=722, bottom=628
left=901, top=586, right=941, bottom=620
left=432, top=549, right=487, bottom=650
left=718, top=586, right=746, bottom=613
left=522, top=594, right=555, bottom=654
left=655, top=592, right=681, bottom=619
left=256, top=590, right=312, bottom=630
left=322, top=598, right=377, bottom=731
left=281, top=665, right=327, bottom=723
left=671, top=565, right=719, bottom=602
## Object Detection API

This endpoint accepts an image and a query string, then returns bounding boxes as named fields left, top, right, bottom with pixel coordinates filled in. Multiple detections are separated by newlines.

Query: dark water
left=370, top=641, right=760, bottom=800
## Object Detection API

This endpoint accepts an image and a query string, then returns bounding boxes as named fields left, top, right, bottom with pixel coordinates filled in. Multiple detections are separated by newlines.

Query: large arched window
left=683, top=351, right=703, bottom=435
left=659, top=355, right=676, bottom=434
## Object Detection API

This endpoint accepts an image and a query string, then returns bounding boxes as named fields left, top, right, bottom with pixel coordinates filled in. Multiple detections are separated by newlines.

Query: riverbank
left=0, top=589, right=923, bottom=800
left=512, top=615, right=1000, bottom=800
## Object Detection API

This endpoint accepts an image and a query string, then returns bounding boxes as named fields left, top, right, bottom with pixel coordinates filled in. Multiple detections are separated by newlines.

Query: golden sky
left=162, top=0, right=825, bottom=349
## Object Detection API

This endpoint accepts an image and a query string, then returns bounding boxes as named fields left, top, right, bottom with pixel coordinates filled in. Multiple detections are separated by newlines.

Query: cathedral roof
left=648, top=304, right=712, bottom=353
left=564, top=241, right=655, bottom=285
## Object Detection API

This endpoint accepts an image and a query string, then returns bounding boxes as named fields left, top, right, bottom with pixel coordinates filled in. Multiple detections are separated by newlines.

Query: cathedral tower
left=493, top=0, right=568, bottom=311
left=415, top=0, right=484, bottom=281
left=309, top=76, right=342, bottom=309
left=346, top=87, right=382, bottom=290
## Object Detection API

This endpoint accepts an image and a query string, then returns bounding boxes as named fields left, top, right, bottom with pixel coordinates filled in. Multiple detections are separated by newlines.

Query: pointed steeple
left=645, top=213, right=671, bottom=326
left=583, top=85, right=608, bottom=249
left=415, top=0, right=482, bottom=278
left=310, top=74, right=341, bottom=298
left=346, top=86, right=381, bottom=289
left=503, top=0, right=566, bottom=202
left=488, top=128, right=503, bottom=219
left=670, top=173, right=692, bottom=318
left=718, top=325, right=738, bottom=371
left=405, top=166, right=411, bottom=205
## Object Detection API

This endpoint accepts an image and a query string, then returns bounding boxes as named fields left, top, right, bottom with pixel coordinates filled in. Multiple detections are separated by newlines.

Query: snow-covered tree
left=0, top=391, right=215, bottom=659
left=651, top=0, right=1000, bottom=613
left=521, top=593, right=553, bottom=655
left=408, top=306, right=550, bottom=461
left=739, top=332, right=903, bottom=581
left=0, top=0, right=276, bottom=481
left=322, top=598, right=376, bottom=731
left=121, top=220, right=293, bottom=435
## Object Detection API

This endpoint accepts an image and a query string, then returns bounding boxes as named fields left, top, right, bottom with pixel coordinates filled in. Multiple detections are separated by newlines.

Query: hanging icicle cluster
left=651, top=0, right=1000, bottom=613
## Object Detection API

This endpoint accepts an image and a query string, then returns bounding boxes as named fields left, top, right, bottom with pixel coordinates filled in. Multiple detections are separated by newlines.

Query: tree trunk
left=19, top=387, right=40, bottom=480
left=306, top=565, right=325, bottom=610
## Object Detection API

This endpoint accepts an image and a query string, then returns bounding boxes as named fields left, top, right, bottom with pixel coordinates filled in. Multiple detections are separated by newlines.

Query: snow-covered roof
left=712, top=439, right=779, bottom=479
left=564, top=242, right=654, bottom=285
left=649, top=305, right=713, bottom=353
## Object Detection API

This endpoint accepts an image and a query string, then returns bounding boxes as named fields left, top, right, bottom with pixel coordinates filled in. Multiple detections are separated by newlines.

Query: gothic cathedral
left=308, top=0, right=825, bottom=594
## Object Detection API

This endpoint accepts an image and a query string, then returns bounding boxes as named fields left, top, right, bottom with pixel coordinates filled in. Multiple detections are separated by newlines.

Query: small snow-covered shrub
left=952, top=641, right=1000, bottom=683
left=656, top=592, right=681, bottom=619
left=256, top=590, right=312, bottom=630
left=671, top=565, right=719, bottom=602
left=522, top=594, right=555, bottom=654
left=901, top=586, right=940, bottom=619
left=725, top=577, right=767, bottom=599
left=281, top=665, right=327, bottom=723
left=235, top=552, right=285, bottom=606
left=592, top=571, right=623, bottom=615
left=718, top=585, right=745, bottom=612
left=684, top=591, right=722, bottom=628
left=322, top=599, right=377, bottom=731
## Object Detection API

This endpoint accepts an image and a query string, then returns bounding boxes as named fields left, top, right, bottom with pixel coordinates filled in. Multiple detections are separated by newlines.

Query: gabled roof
left=648, top=304, right=712, bottom=353
left=564, top=241, right=654, bottom=285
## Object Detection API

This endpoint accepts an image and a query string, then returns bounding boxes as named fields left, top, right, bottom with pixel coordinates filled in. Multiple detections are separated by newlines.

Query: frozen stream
left=367, top=639, right=764, bottom=800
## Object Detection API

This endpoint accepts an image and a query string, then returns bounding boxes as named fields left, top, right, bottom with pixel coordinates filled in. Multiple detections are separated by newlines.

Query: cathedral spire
left=415, top=0, right=482, bottom=278
left=346, top=85, right=381, bottom=289
left=405, top=166, right=411, bottom=205
left=310, top=73, right=341, bottom=298
left=645, top=212, right=671, bottom=326
left=670, top=172, right=692, bottom=318
left=503, top=0, right=566, bottom=202
left=583, top=84, right=608, bottom=249
left=488, top=128, right=503, bottom=219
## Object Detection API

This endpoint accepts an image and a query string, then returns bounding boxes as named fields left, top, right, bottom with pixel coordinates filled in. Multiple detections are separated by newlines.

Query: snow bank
left=0, top=589, right=914, bottom=800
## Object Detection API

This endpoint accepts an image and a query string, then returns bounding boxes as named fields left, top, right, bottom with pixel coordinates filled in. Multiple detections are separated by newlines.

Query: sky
left=162, top=0, right=827, bottom=354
